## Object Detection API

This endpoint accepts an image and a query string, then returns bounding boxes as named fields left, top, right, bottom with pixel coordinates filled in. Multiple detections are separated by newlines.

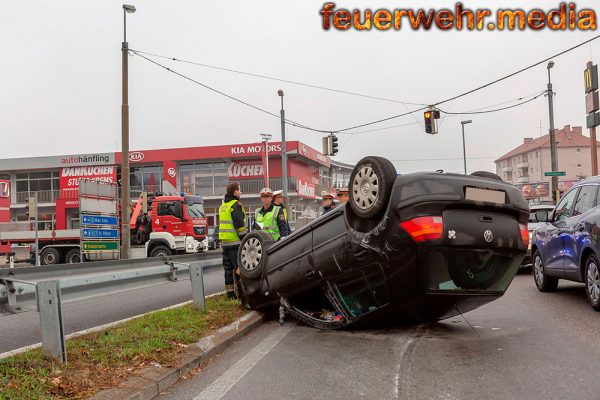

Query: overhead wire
left=131, top=34, right=600, bottom=134
left=130, top=49, right=428, bottom=107
left=436, top=91, right=546, bottom=115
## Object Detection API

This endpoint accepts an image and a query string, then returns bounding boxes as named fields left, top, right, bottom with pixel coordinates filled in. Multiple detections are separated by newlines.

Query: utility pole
left=261, top=133, right=272, bottom=188
left=278, top=90, right=288, bottom=208
left=121, top=4, right=136, bottom=259
left=547, top=61, right=559, bottom=204
left=461, top=120, right=472, bottom=175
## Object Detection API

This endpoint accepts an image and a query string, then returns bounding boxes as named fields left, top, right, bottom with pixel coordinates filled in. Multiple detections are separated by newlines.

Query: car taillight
left=400, top=216, right=444, bottom=242
left=520, top=223, right=529, bottom=246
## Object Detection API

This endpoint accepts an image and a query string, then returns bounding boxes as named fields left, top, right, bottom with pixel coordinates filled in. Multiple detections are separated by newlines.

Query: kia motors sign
left=297, top=179, right=317, bottom=199
left=228, top=161, right=264, bottom=179
left=129, top=151, right=145, bottom=162
left=60, top=165, right=117, bottom=193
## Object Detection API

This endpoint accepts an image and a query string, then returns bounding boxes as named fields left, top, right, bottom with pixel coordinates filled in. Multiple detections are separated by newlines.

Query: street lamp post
left=121, top=4, right=135, bottom=259
left=547, top=61, right=559, bottom=204
left=261, top=133, right=272, bottom=188
left=460, top=120, right=472, bottom=175
left=278, top=90, right=288, bottom=208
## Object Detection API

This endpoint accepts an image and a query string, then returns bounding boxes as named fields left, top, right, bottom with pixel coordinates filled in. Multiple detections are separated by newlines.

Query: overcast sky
left=1, top=0, right=599, bottom=174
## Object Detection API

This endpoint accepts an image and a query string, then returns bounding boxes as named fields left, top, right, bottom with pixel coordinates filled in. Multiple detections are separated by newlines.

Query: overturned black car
left=237, top=156, right=529, bottom=329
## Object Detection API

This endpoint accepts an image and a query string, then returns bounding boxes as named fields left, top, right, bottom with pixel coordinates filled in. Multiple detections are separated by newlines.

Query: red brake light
left=400, top=216, right=444, bottom=242
left=519, top=223, right=529, bottom=246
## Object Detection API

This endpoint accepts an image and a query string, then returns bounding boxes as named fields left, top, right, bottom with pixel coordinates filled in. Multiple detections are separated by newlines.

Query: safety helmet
left=260, top=188, right=274, bottom=197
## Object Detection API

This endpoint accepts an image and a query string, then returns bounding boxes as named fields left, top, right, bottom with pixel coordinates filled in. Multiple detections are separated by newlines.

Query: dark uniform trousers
left=222, top=244, right=240, bottom=299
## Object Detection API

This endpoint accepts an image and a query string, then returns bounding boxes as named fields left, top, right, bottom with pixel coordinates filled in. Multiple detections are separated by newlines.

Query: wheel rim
left=352, top=165, right=379, bottom=210
left=241, top=238, right=262, bottom=272
left=534, top=255, right=544, bottom=287
left=69, top=254, right=81, bottom=263
left=44, top=253, right=56, bottom=264
left=155, top=250, right=168, bottom=257
left=587, top=261, right=600, bottom=304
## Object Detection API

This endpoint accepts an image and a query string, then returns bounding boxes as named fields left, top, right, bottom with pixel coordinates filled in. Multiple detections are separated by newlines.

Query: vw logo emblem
left=483, top=230, right=493, bottom=243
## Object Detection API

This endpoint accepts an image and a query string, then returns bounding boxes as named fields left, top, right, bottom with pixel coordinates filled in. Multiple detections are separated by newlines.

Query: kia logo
left=129, top=152, right=145, bottom=162
left=483, top=230, right=494, bottom=243
left=167, top=167, right=176, bottom=178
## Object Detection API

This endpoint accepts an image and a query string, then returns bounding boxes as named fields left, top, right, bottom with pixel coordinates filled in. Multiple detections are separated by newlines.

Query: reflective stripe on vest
left=219, top=200, right=246, bottom=243
left=255, top=206, right=281, bottom=241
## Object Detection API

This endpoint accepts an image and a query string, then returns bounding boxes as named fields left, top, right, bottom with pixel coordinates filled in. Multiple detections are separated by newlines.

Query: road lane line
left=394, top=324, right=428, bottom=399
left=192, top=323, right=295, bottom=400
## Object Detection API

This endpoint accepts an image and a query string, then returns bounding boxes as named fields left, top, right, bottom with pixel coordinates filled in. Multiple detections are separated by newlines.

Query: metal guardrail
left=0, top=253, right=222, bottom=363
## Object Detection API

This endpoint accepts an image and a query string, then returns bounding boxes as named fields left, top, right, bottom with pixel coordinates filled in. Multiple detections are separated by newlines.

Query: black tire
left=349, top=156, right=397, bottom=219
left=40, top=247, right=61, bottom=265
left=533, top=250, right=558, bottom=292
left=238, top=231, right=274, bottom=280
left=65, top=249, right=82, bottom=264
left=150, top=245, right=172, bottom=258
left=584, top=255, right=600, bottom=311
left=471, top=171, right=503, bottom=181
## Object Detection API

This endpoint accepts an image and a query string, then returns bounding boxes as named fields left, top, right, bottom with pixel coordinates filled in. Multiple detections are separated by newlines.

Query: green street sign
left=544, top=171, right=566, bottom=177
left=82, top=241, right=119, bottom=252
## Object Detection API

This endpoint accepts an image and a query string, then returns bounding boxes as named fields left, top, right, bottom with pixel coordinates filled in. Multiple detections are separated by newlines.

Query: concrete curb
left=89, top=310, right=264, bottom=400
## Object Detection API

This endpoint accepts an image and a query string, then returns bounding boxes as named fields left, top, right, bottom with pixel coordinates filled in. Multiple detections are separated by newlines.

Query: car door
left=563, top=185, right=599, bottom=278
left=543, top=188, right=579, bottom=274
left=156, top=201, right=185, bottom=236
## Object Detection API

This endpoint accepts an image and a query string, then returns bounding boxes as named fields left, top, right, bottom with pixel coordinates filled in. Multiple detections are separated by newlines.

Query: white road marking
left=393, top=336, right=415, bottom=399
left=192, top=323, right=294, bottom=400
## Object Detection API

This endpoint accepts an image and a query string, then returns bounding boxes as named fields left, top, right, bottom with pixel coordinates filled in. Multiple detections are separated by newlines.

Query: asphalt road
left=0, top=266, right=226, bottom=354
left=159, top=273, right=600, bottom=400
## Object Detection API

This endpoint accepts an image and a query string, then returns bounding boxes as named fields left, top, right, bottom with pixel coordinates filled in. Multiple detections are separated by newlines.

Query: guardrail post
left=36, top=280, right=67, bottom=363
left=190, top=264, right=206, bottom=312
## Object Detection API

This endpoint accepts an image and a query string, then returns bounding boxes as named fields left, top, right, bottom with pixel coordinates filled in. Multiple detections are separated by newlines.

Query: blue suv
left=531, top=178, right=600, bottom=310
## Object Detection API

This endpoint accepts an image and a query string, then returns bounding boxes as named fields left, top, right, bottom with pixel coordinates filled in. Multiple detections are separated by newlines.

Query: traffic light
left=322, top=134, right=339, bottom=156
left=424, top=110, right=438, bottom=134
left=330, top=134, right=338, bottom=156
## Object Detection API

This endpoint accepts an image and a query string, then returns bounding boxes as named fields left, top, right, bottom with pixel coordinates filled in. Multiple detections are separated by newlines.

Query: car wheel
left=40, top=247, right=61, bottom=265
left=533, top=250, right=558, bottom=292
left=65, top=249, right=82, bottom=264
left=470, top=171, right=503, bottom=181
left=349, top=156, right=397, bottom=219
left=238, top=231, right=274, bottom=280
left=150, top=245, right=172, bottom=258
left=585, top=255, right=600, bottom=311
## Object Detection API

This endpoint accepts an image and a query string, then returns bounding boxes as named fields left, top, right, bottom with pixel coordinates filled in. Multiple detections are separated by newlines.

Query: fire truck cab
left=138, top=194, right=209, bottom=257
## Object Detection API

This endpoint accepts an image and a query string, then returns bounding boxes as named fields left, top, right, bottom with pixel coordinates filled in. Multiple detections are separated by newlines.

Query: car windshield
left=529, top=207, right=553, bottom=222
left=187, top=202, right=205, bottom=218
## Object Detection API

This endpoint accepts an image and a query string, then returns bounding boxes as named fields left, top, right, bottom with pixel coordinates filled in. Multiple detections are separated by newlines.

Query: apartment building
left=495, top=125, right=600, bottom=199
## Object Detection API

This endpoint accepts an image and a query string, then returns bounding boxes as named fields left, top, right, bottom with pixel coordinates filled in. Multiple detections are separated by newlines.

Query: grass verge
left=0, top=295, right=245, bottom=400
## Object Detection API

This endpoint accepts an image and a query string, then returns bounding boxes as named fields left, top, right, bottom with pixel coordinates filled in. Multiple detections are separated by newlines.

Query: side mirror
left=535, top=209, right=549, bottom=222
left=173, top=202, right=183, bottom=219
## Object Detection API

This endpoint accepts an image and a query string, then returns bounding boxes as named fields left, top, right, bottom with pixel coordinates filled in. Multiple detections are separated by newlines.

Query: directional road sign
left=81, top=214, right=119, bottom=226
left=82, top=228, right=119, bottom=239
left=544, top=171, right=566, bottom=177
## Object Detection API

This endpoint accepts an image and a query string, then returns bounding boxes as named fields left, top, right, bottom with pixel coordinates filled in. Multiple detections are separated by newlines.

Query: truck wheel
left=238, top=231, right=274, bottom=280
left=65, top=249, right=81, bottom=264
left=349, top=156, right=396, bottom=220
left=40, top=247, right=61, bottom=265
left=150, top=245, right=172, bottom=258
left=471, top=171, right=503, bottom=181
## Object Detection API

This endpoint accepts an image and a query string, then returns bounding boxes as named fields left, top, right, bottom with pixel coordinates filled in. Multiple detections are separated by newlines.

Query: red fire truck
left=0, top=194, right=208, bottom=265
left=130, top=192, right=209, bottom=257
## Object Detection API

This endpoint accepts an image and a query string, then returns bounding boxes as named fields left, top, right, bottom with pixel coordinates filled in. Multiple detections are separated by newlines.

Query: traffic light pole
left=547, top=67, right=559, bottom=204
left=278, top=90, right=288, bottom=208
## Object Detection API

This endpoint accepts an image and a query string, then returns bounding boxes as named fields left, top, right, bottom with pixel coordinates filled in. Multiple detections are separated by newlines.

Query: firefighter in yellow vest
left=254, top=188, right=290, bottom=240
left=272, top=190, right=291, bottom=234
left=219, top=182, right=247, bottom=299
